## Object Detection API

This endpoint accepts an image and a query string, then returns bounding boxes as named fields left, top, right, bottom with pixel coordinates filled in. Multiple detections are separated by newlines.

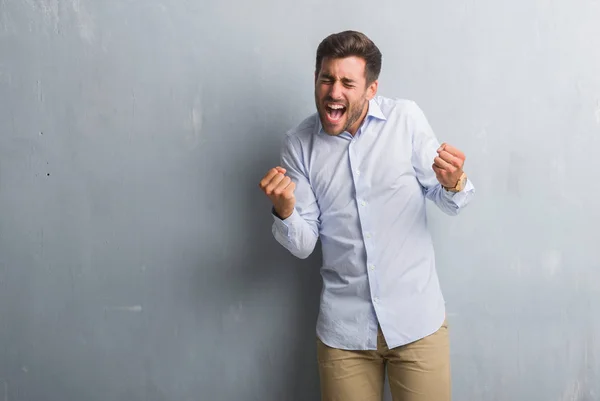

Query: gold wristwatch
left=444, top=172, right=467, bottom=192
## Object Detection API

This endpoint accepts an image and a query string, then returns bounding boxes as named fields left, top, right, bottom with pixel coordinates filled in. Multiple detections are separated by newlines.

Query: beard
left=315, top=93, right=368, bottom=136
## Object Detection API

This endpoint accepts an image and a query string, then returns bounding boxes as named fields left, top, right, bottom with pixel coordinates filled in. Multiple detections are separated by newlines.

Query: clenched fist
left=432, top=143, right=466, bottom=188
left=259, top=166, right=296, bottom=219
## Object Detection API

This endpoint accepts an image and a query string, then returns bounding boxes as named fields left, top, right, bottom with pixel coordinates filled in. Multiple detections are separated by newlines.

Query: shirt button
left=365, top=232, right=371, bottom=239
left=369, top=264, right=375, bottom=271
left=356, top=170, right=361, bottom=176
left=360, top=200, right=366, bottom=207
left=373, top=297, right=379, bottom=303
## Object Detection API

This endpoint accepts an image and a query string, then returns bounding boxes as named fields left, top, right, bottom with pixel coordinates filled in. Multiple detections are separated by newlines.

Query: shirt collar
left=367, top=97, right=387, bottom=121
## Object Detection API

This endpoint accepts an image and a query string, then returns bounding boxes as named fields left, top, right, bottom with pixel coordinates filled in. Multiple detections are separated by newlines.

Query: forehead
left=319, top=56, right=366, bottom=80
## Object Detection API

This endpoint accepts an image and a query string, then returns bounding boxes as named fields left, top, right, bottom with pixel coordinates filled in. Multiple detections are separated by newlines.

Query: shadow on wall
left=194, top=79, right=323, bottom=400
left=238, top=86, right=323, bottom=400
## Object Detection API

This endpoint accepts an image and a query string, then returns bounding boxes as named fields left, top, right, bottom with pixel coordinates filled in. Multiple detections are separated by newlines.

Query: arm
left=260, top=134, right=320, bottom=259
left=409, top=101, right=475, bottom=216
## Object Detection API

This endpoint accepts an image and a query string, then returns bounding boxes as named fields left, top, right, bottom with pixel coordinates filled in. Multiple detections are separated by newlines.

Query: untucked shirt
left=271, top=96, right=475, bottom=350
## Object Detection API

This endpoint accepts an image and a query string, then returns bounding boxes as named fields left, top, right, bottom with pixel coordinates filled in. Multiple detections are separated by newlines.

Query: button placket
left=350, top=135, right=379, bottom=312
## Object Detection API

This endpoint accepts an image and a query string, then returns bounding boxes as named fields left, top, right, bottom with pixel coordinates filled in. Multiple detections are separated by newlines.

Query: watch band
left=444, top=172, right=467, bottom=192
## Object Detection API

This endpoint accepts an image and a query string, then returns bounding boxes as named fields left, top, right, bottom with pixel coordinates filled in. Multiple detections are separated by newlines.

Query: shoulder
left=371, top=95, right=425, bottom=119
left=275, top=113, right=319, bottom=162
left=282, top=113, right=319, bottom=148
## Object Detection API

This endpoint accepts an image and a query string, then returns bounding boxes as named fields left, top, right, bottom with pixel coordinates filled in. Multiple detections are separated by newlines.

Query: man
left=259, top=30, right=474, bottom=401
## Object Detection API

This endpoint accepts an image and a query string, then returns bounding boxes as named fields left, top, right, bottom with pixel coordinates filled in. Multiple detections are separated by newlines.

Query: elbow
left=292, top=249, right=313, bottom=259
left=272, top=223, right=319, bottom=260
left=290, top=241, right=317, bottom=259
left=290, top=236, right=318, bottom=259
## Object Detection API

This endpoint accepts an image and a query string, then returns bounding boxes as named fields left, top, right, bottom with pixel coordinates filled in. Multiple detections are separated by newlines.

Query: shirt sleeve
left=271, top=134, right=321, bottom=259
left=409, top=101, right=475, bottom=216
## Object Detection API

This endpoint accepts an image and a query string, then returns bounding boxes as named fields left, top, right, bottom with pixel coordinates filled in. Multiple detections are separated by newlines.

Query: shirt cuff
left=441, top=178, right=475, bottom=208
left=272, top=207, right=303, bottom=232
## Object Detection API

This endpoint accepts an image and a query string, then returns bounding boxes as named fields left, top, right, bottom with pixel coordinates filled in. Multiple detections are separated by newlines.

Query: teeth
left=328, top=104, right=345, bottom=110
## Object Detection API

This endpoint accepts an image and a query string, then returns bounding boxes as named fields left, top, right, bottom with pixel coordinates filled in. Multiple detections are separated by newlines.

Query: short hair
left=315, top=30, right=382, bottom=84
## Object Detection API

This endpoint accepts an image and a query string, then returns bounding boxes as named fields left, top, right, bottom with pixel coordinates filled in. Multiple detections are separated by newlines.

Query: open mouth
left=325, top=103, right=347, bottom=123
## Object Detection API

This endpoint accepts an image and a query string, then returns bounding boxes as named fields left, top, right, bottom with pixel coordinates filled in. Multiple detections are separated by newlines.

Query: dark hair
left=315, top=30, right=382, bottom=84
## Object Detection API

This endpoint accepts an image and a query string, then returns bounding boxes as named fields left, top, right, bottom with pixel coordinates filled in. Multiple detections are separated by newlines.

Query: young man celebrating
left=259, top=30, right=475, bottom=401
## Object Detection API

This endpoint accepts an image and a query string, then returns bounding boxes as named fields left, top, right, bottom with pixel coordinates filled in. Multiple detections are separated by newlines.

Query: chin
left=321, top=122, right=345, bottom=136
left=318, top=113, right=346, bottom=135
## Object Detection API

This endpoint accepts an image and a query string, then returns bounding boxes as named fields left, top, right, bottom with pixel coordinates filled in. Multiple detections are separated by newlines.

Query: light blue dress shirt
left=271, top=96, right=475, bottom=350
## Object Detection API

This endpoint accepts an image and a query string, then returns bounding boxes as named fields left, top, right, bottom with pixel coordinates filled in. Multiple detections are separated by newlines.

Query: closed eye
left=318, top=75, right=356, bottom=88
left=341, top=78, right=356, bottom=88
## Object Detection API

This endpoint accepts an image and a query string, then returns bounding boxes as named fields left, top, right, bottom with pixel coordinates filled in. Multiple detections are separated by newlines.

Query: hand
left=432, top=143, right=466, bottom=188
left=259, top=166, right=296, bottom=219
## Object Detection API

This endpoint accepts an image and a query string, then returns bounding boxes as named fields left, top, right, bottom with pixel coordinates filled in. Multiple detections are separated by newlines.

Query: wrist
left=273, top=207, right=293, bottom=220
left=443, top=172, right=467, bottom=192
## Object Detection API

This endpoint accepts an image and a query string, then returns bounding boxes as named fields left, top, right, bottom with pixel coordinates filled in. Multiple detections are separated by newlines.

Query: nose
left=329, top=81, right=343, bottom=100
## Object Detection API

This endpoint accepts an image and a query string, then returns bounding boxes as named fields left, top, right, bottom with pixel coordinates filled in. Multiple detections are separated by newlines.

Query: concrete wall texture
left=1, top=1, right=599, bottom=400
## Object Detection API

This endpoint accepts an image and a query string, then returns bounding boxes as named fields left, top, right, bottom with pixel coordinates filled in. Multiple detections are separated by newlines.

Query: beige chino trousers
left=316, top=319, right=450, bottom=401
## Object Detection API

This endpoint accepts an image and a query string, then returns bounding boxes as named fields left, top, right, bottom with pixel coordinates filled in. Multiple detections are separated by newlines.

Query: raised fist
left=259, top=166, right=296, bottom=219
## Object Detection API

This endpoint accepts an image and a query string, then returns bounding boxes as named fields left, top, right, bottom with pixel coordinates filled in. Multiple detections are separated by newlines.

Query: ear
left=366, top=80, right=378, bottom=100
